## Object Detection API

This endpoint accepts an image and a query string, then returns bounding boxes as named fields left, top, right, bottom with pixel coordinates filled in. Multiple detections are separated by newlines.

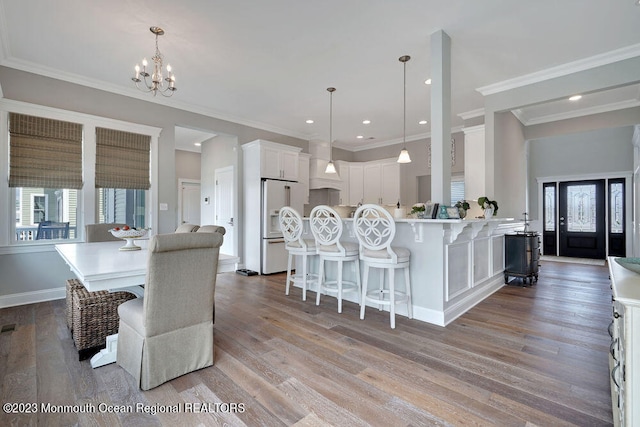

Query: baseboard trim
left=0, top=287, right=65, bottom=309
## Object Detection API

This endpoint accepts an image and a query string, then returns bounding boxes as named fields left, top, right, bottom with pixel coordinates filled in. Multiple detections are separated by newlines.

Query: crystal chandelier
left=132, top=26, right=177, bottom=97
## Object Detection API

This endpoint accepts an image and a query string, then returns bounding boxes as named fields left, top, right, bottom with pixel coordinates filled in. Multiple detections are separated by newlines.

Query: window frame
left=0, top=99, right=160, bottom=253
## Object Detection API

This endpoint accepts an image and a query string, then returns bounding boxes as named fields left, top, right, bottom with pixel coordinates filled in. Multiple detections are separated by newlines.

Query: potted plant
left=478, top=197, right=498, bottom=218
left=454, top=200, right=470, bottom=218
left=410, top=202, right=426, bottom=218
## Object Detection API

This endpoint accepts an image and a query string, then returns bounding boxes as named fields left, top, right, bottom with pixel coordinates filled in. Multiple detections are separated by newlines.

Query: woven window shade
left=8, top=113, right=83, bottom=189
left=95, top=128, right=151, bottom=189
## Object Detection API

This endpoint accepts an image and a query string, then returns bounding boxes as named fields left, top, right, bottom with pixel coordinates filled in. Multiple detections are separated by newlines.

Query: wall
left=0, top=66, right=306, bottom=305
left=528, top=126, right=634, bottom=219
left=175, top=149, right=201, bottom=181
left=494, top=111, right=527, bottom=219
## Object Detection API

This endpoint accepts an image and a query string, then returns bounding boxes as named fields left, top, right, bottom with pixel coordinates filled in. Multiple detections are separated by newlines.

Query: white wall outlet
left=159, top=203, right=169, bottom=211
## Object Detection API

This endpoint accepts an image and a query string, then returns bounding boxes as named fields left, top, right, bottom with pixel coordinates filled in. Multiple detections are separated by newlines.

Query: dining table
left=55, top=239, right=239, bottom=368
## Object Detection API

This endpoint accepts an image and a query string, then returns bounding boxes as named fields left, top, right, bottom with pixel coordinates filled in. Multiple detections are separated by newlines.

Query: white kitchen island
left=300, top=217, right=521, bottom=326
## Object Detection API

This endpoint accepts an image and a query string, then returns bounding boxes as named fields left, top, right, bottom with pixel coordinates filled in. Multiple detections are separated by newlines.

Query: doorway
left=542, top=177, right=626, bottom=259
left=178, top=179, right=201, bottom=226
left=215, top=166, right=235, bottom=256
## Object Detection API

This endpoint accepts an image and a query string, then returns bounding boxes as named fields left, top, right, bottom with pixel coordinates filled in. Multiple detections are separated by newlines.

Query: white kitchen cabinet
left=349, top=164, right=364, bottom=205
left=363, top=158, right=400, bottom=205
left=335, top=160, right=350, bottom=205
left=608, top=257, right=640, bottom=427
left=298, top=153, right=310, bottom=204
left=260, top=143, right=299, bottom=180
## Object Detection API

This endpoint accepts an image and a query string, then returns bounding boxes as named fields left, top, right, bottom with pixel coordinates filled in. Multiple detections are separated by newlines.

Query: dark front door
left=558, top=180, right=605, bottom=259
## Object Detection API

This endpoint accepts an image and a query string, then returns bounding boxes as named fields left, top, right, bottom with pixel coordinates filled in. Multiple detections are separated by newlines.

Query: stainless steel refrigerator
left=261, top=179, right=304, bottom=274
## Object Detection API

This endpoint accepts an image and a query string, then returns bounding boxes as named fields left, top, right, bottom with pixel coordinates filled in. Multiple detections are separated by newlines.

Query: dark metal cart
left=504, top=231, right=540, bottom=285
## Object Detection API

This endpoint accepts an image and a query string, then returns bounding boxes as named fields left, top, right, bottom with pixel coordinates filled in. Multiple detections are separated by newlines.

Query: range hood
left=308, top=140, right=342, bottom=190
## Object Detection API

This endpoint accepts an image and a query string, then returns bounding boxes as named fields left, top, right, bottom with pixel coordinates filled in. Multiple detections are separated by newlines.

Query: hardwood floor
left=0, top=260, right=613, bottom=426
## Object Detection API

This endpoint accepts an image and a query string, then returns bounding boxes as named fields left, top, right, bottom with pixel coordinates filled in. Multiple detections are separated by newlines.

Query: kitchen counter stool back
left=309, top=205, right=361, bottom=313
left=279, top=207, right=318, bottom=301
left=353, top=204, right=412, bottom=329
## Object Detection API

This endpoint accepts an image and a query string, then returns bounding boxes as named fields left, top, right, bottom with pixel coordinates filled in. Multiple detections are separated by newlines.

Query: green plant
left=478, top=197, right=498, bottom=215
left=410, top=203, right=426, bottom=215
left=455, top=200, right=470, bottom=211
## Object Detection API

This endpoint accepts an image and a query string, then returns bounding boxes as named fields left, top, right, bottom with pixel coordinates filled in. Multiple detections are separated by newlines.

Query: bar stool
left=279, top=207, right=318, bottom=301
left=353, top=204, right=412, bottom=329
left=309, top=205, right=361, bottom=313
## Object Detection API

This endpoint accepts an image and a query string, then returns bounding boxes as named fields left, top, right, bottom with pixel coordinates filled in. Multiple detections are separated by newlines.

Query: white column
left=430, top=30, right=452, bottom=205
left=463, top=124, right=486, bottom=213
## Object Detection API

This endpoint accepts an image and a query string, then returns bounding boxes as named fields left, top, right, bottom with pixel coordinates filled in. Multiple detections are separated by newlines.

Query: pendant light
left=325, top=87, right=337, bottom=174
left=397, top=55, right=412, bottom=163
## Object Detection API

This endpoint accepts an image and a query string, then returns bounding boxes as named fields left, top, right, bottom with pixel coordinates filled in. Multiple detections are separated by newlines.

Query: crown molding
left=457, top=108, right=485, bottom=120
left=477, top=43, right=640, bottom=96
left=338, top=125, right=465, bottom=152
left=0, top=57, right=313, bottom=142
left=515, top=99, right=640, bottom=126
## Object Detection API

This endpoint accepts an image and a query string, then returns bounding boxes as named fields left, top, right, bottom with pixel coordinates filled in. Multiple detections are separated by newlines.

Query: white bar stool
left=279, top=207, right=318, bottom=301
left=353, top=204, right=412, bottom=329
left=309, top=205, right=361, bottom=313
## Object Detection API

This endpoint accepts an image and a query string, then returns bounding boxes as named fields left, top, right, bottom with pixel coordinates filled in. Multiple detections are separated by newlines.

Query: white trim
left=462, top=124, right=485, bottom=135
left=339, top=125, right=465, bottom=152
left=0, top=57, right=309, bottom=141
left=458, top=108, right=485, bottom=120
left=515, top=99, right=640, bottom=126
left=177, top=178, right=201, bottom=226
left=477, top=43, right=640, bottom=96
left=536, top=171, right=633, bottom=184
left=1, top=99, right=162, bottom=248
left=0, top=287, right=65, bottom=309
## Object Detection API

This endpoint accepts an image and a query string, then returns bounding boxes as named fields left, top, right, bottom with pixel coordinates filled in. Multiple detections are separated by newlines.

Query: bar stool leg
left=354, top=259, right=362, bottom=306
left=389, top=267, right=396, bottom=329
left=360, top=264, right=369, bottom=320
left=286, top=252, right=293, bottom=295
left=316, top=258, right=325, bottom=306
left=378, top=268, right=385, bottom=311
left=337, top=260, right=343, bottom=313
left=404, top=266, right=412, bottom=319
left=301, top=254, right=308, bottom=301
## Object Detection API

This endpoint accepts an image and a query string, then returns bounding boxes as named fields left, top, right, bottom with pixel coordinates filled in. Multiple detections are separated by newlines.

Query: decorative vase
left=484, top=206, right=494, bottom=219
left=417, top=211, right=426, bottom=219
left=458, top=208, right=467, bottom=219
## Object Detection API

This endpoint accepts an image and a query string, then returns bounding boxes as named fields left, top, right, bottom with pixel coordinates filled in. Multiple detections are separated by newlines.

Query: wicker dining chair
left=66, top=223, right=135, bottom=359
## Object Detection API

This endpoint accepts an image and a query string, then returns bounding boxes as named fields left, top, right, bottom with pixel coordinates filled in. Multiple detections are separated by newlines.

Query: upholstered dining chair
left=196, top=225, right=226, bottom=235
left=65, top=222, right=133, bottom=359
left=116, top=232, right=223, bottom=390
left=175, top=223, right=200, bottom=233
left=309, top=205, right=361, bottom=313
left=353, top=204, right=412, bottom=329
left=279, top=206, right=318, bottom=301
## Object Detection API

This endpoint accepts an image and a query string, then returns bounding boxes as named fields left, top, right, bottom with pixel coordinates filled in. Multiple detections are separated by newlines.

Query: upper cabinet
left=362, top=159, right=400, bottom=205
left=349, top=164, right=364, bottom=205
left=244, top=140, right=301, bottom=181
left=298, top=153, right=311, bottom=204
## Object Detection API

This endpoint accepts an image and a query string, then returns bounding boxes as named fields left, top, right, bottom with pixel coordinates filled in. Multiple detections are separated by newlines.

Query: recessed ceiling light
left=569, top=95, right=582, bottom=101
left=362, top=120, right=371, bottom=124
left=194, top=142, right=201, bottom=147
left=305, top=119, right=314, bottom=124
left=418, top=120, right=428, bottom=125
left=425, top=79, right=432, bottom=85
left=356, top=135, right=364, bottom=139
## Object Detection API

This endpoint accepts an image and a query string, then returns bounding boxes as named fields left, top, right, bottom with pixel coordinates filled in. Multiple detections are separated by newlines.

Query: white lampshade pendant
left=325, top=87, right=338, bottom=174
left=397, top=148, right=411, bottom=163
left=325, top=160, right=337, bottom=174
left=397, top=55, right=412, bottom=164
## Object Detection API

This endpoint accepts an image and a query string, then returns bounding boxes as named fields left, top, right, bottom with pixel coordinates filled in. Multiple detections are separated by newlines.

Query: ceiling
left=0, top=0, right=639, bottom=152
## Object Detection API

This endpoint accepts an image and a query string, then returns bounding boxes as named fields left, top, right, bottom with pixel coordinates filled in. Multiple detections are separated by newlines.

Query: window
left=98, top=188, right=146, bottom=228
left=9, top=113, right=82, bottom=242
left=2, top=102, right=160, bottom=248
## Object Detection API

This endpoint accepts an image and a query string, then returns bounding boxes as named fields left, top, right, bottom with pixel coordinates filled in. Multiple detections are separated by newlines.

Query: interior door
left=179, top=181, right=201, bottom=226
left=558, top=180, right=605, bottom=259
left=214, top=166, right=235, bottom=256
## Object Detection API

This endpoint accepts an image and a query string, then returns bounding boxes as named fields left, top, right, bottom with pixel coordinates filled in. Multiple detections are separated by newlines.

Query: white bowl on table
left=109, top=228, right=149, bottom=251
